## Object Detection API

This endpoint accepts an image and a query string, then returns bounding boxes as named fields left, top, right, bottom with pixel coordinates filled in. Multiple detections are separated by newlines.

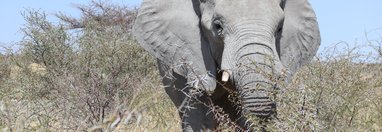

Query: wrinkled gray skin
left=133, top=0, right=320, bottom=131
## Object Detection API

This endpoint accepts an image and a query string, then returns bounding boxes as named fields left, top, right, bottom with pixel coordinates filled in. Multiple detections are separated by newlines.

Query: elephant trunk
left=221, top=25, right=283, bottom=118
left=236, top=66, right=277, bottom=117
left=235, top=43, right=279, bottom=118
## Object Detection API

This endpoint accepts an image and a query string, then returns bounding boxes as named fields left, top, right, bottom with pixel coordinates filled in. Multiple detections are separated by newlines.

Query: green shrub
left=1, top=2, right=159, bottom=131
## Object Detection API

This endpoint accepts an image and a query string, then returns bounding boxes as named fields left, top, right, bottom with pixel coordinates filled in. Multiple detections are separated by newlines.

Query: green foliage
left=0, top=3, right=159, bottom=131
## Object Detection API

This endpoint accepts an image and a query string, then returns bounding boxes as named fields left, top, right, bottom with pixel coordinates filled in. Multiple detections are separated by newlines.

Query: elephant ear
left=133, top=0, right=217, bottom=92
left=279, top=0, right=321, bottom=74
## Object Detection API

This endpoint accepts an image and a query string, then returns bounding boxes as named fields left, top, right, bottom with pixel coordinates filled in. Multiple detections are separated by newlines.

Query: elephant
left=133, top=0, right=320, bottom=131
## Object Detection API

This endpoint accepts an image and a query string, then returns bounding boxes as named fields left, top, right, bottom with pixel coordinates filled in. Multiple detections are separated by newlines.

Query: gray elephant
left=133, top=0, right=320, bottom=131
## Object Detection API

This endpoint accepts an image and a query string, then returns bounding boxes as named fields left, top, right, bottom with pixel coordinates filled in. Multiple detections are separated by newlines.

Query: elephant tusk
left=222, top=71, right=230, bottom=82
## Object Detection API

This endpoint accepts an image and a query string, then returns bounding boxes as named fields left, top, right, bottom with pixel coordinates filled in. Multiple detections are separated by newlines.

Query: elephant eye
left=213, top=19, right=224, bottom=36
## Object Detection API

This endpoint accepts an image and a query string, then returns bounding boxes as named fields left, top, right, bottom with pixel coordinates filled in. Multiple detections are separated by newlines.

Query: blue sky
left=1, top=0, right=382, bottom=53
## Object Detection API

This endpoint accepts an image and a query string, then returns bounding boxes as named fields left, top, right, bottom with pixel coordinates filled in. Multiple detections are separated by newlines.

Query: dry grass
left=0, top=1, right=381, bottom=131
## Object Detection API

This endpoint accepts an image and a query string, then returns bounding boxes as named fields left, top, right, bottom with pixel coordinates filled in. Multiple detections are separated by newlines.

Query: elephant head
left=133, top=0, right=320, bottom=118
